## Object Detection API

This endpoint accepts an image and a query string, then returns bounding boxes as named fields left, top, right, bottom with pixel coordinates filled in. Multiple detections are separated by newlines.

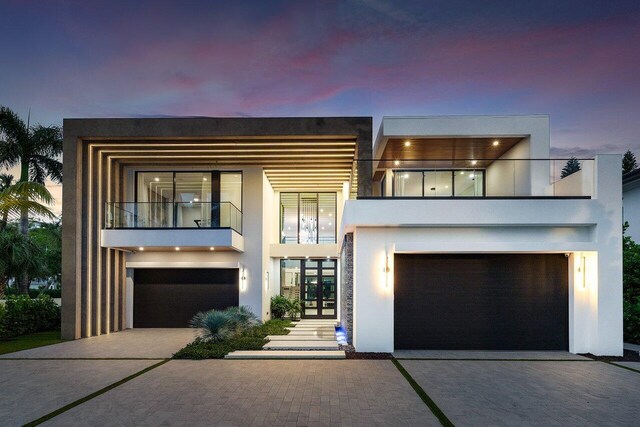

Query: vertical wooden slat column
left=110, top=157, right=119, bottom=332
left=99, top=150, right=110, bottom=334
left=80, top=139, right=91, bottom=338
left=89, top=144, right=101, bottom=335
left=119, top=162, right=127, bottom=330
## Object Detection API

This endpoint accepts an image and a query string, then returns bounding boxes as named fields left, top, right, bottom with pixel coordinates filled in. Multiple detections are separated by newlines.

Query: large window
left=280, top=192, right=336, bottom=244
left=132, top=171, right=242, bottom=230
left=393, top=170, right=484, bottom=197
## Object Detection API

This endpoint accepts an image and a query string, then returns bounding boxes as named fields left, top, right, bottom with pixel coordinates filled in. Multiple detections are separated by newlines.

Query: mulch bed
left=580, top=349, right=640, bottom=362
left=345, top=351, right=393, bottom=360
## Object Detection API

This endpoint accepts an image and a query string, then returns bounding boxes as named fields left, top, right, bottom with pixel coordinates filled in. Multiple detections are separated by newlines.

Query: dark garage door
left=134, top=268, right=239, bottom=328
left=394, top=254, right=568, bottom=350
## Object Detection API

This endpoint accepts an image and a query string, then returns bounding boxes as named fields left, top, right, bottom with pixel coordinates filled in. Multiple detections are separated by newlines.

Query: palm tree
left=0, top=106, right=62, bottom=234
left=0, top=226, right=45, bottom=298
left=0, top=106, right=62, bottom=293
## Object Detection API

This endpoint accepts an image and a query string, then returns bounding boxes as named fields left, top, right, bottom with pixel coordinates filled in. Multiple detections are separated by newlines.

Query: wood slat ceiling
left=91, top=137, right=357, bottom=191
left=373, top=137, right=524, bottom=180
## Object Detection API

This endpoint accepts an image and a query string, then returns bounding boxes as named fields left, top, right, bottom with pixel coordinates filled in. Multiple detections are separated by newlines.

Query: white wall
left=343, top=154, right=623, bottom=355
left=486, top=138, right=531, bottom=196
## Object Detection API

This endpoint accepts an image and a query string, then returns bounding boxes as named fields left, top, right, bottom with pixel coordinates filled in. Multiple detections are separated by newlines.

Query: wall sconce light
left=265, top=271, right=270, bottom=291
left=383, top=255, right=391, bottom=288
left=240, top=267, right=246, bottom=291
left=578, top=256, right=586, bottom=288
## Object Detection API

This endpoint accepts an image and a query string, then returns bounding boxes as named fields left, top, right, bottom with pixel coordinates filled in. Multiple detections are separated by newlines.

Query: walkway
left=226, top=319, right=345, bottom=359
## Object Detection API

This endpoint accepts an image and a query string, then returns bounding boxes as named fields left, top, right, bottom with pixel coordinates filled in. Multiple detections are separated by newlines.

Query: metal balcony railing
left=105, top=202, right=242, bottom=234
left=359, top=158, right=594, bottom=199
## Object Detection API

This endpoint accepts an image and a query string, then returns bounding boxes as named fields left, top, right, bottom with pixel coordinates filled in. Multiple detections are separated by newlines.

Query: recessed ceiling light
left=445, top=185, right=449, bottom=189
left=209, top=247, right=215, bottom=251
left=154, top=177, right=160, bottom=182
left=326, top=256, right=331, bottom=259
left=404, top=140, right=411, bottom=147
left=471, top=160, right=478, bottom=166
left=305, top=255, right=309, bottom=259
left=460, top=171, right=465, bottom=175
left=328, top=222, right=332, bottom=226
left=329, top=213, right=332, bottom=217
left=321, top=226, right=325, bottom=230
left=492, top=140, right=500, bottom=146
left=175, top=247, right=180, bottom=251
left=193, top=198, right=199, bottom=202
left=320, top=208, right=324, bottom=213
left=394, top=160, right=400, bottom=166
left=203, top=177, right=208, bottom=181
left=284, top=255, right=288, bottom=259
left=138, top=247, right=144, bottom=251
left=403, top=174, right=410, bottom=179
left=469, top=174, right=475, bottom=179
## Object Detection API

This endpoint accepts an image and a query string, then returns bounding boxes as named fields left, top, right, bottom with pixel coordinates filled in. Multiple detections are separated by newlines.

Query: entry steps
left=225, top=319, right=345, bottom=359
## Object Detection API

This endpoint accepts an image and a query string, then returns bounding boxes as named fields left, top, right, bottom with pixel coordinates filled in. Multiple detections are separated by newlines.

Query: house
left=623, top=168, right=640, bottom=242
left=61, top=115, right=623, bottom=356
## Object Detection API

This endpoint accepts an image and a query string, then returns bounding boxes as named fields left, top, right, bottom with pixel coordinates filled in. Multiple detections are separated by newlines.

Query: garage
left=134, top=268, right=239, bottom=328
left=394, top=254, right=568, bottom=350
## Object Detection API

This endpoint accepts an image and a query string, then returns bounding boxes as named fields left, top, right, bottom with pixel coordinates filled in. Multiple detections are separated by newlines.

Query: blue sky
left=1, top=0, right=639, bottom=158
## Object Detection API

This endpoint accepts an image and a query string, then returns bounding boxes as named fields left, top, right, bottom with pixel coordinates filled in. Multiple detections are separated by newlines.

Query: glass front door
left=301, top=258, right=337, bottom=319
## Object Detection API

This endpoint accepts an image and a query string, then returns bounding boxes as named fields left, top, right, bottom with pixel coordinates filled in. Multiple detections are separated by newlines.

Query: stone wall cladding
left=340, top=233, right=354, bottom=344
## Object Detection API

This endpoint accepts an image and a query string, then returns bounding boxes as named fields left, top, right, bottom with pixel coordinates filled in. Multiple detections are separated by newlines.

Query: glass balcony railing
left=105, top=202, right=242, bottom=234
left=363, top=158, right=594, bottom=199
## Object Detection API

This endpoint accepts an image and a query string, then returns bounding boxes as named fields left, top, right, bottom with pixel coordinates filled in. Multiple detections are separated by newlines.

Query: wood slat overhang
left=90, top=136, right=358, bottom=191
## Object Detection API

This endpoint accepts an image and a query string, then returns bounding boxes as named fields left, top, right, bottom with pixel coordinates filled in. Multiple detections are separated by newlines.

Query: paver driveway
left=45, top=360, right=439, bottom=426
left=0, top=328, right=195, bottom=359
left=401, top=359, right=640, bottom=426
left=2, top=330, right=640, bottom=427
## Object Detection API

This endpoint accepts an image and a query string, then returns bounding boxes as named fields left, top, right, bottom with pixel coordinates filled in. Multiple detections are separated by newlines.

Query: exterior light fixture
left=460, top=171, right=465, bottom=175
left=194, top=198, right=199, bottom=202
left=327, top=256, right=331, bottom=259
left=492, top=140, right=500, bottom=146
left=203, top=177, right=208, bottom=181
left=383, top=255, right=391, bottom=288
left=445, top=185, right=449, bottom=189
left=320, top=208, right=324, bottom=213
left=265, top=272, right=270, bottom=291
left=404, top=140, right=411, bottom=147
left=579, top=255, right=587, bottom=288
left=138, top=247, right=144, bottom=251
left=284, top=255, right=288, bottom=259
left=329, top=213, right=333, bottom=217
left=471, top=160, right=478, bottom=166
left=394, top=160, right=400, bottom=166
left=240, top=267, right=246, bottom=291
left=209, top=247, right=215, bottom=251
left=154, top=177, right=160, bottom=182
left=175, top=247, right=180, bottom=251
left=305, top=255, right=309, bottom=259
left=469, top=174, right=475, bottom=179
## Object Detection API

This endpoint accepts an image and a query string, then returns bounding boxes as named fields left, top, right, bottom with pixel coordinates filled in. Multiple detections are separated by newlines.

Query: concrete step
left=267, top=335, right=336, bottom=341
left=225, top=350, right=345, bottom=359
left=286, top=331, right=336, bottom=338
left=263, top=340, right=339, bottom=350
left=286, top=326, right=335, bottom=331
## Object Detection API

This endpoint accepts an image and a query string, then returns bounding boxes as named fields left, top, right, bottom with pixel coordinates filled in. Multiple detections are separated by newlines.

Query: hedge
left=0, top=295, right=61, bottom=340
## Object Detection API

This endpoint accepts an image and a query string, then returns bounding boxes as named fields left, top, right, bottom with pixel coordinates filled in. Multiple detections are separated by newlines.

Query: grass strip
left=0, top=330, right=65, bottom=355
left=23, top=359, right=170, bottom=427
left=393, top=358, right=593, bottom=362
left=603, top=361, right=640, bottom=375
left=391, top=358, right=455, bottom=427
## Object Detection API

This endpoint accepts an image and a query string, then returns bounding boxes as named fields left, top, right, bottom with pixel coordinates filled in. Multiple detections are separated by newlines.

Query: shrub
left=190, top=310, right=234, bottom=343
left=270, top=295, right=289, bottom=319
left=1, top=294, right=60, bottom=340
left=0, top=304, right=7, bottom=339
left=226, top=305, right=260, bottom=334
left=288, top=298, right=302, bottom=320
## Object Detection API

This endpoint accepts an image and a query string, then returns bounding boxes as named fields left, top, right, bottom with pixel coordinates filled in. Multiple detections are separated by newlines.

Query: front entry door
left=302, top=259, right=337, bottom=319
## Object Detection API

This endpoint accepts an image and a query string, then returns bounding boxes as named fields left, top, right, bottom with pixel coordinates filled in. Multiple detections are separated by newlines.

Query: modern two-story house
left=61, top=115, right=623, bottom=356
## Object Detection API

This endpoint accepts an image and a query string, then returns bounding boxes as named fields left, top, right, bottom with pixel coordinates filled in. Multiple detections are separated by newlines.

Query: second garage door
left=134, top=268, right=239, bottom=328
left=394, top=254, right=568, bottom=350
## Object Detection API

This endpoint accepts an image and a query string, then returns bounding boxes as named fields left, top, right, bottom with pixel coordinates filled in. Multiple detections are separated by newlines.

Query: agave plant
left=226, top=305, right=260, bottom=334
left=189, top=309, right=234, bottom=343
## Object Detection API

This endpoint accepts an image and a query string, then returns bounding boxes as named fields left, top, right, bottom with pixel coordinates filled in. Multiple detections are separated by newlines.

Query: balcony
left=101, top=202, right=243, bottom=252
left=105, top=202, right=242, bottom=233
left=367, top=159, right=594, bottom=199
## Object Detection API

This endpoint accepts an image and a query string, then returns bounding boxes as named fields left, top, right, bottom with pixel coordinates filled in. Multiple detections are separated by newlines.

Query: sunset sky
left=2, top=0, right=639, bottom=171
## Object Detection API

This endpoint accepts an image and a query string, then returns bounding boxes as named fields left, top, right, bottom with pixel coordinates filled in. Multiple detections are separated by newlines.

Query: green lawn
left=0, top=330, right=65, bottom=355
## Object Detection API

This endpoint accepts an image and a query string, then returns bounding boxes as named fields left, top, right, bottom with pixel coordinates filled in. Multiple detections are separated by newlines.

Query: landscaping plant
left=270, top=295, right=290, bottom=319
left=0, top=294, right=60, bottom=340
left=624, top=222, right=640, bottom=343
left=189, top=309, right=234, bottom=343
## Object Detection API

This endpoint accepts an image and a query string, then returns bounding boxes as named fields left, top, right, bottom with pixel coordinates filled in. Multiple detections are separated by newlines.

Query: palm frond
left=30, top=154, right=63, bottom=183
left=30, top=125, right=62, bottom=157
left=0, top=106, right=29, bottom=144
left=3, top=181, right=54, bottom=205
left=0, top=181, right=55, bottom=221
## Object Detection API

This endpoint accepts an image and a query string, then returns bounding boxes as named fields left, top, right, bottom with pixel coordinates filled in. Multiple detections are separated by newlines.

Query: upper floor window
left=393, top=170, right=484, bottom=197
left=130, top=170, right=242, bottom=231
left=280, top=193, right=336, bottom=244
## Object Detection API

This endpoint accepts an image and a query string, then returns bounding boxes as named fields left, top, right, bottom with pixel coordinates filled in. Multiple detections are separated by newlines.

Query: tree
left=0, top=106, right=62, bottom=293
left=623, top=222, right=640, bottom=343
left=561, top=157, right=581, bottom=178
left=623, top=150, right=638, bottom=175
left=0, top=227, right=46, bottom=298
left=30, top=220, right=62, bottom=287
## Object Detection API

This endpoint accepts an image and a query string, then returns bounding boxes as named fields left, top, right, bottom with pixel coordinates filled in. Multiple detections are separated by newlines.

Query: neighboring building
left=623, top=168, right=640, bottom=242
left=61, top=115, right=623, bottom=356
